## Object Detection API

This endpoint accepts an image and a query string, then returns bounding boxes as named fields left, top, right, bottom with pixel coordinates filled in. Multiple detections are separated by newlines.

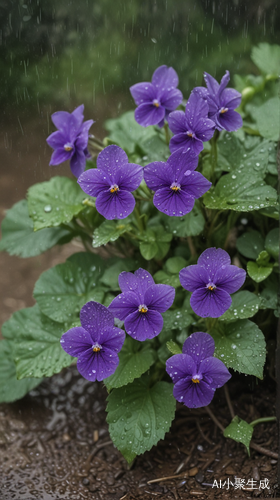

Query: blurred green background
left=1, top=0, right=279, bottom=121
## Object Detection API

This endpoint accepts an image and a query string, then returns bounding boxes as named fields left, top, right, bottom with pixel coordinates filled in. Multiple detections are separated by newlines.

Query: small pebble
left=252, top=466, right=260, bottom=481
left=189, top=490, right=204, bottom=496
left=189, top=467, right=199, bottom=477
left=62, top=433, right=71, bottom=442
left=271, top=460, right=277, bottom=465
left=195, top=471, right=205, bottom=483
left=261, top=464, right=272, bottom=472
left=225, top=467, right=236, bottom=475
left=82, top=478, right=90, bottom=486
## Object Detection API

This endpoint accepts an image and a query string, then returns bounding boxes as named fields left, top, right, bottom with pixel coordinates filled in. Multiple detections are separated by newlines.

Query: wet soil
left=0, top=116, right=279, bottom=499
left=0, top=368, right=278, bottom=500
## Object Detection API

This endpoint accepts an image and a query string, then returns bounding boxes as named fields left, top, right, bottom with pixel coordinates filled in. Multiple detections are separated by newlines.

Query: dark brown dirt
left=0, top=116, right=279, bottom=500
left=0, top=367, right=278, bottom=499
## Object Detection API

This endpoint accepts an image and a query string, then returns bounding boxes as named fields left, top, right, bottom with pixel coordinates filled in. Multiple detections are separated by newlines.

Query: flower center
left=192, top=373, right=202, bottom=384
left=206, top=281, right=216, bottom=291
left=220, top=107, right=228, bottom=114
left=92, top=343, right=102, bottom=352
left=153, top=99, right=160, bottom=108
left=64, top=142, right=73, bottom=152
left=170, top=182, right=181, bottom=192
left=186, top=131, right=194, bottom=137
left=109, top=184, right=119, bottom=194
left=138, top=304, right=148, bottom=313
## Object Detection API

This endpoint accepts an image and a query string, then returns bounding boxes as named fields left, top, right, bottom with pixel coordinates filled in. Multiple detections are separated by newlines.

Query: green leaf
left=162, top=309, right=193, bottom=332
left=28, top=176, right=88, bottom=230
left=104, top=111, right=157, bottom=154
left=251, top=43, right=280, bottom=76
left=139, top=241, right=158, bottom=260
left=166, top=340, right=182, bottom=355
left=34, top=252, right=106, bottom=323
left=0, top=200, right=70, bottom=257
left=203, top=172, right=278, bottom=212
left=224, top=416, right=254, bottom=455
left=247, top=261, right=273, bottom=283
left=100, top=258, right=138, bottom=290
left=165, top=257, right=187, bottom=274
left=249, top=97, right=280, bottom=141
left=92, top=220, right=132, bottom=247
left=153, top=270, right=181, bottom=288
left=256, top=250, right=270, bottom=265
left=104, top=337, right=156, bottom=390
left=219, top=291, right=261, bottom=322
left=259, top=206, right=279, bottom=220
left=211, top=320, right=266, bottom=378
left=162, top=202, right=205, bottom=237
left=106, top=376, right=176, bottom=462
left=139, top=227, right=171, bottom=261
left=139, top=135, right=170, bottom=164
left=236, top=230, right=264, bottom=259
left=2, top=305, right=73, bottom=379
left=265, top=228, right=279, bottom=259
left=218, top=134, right=269, bottom=176
left=260, top=275, right=278, bottom=310
left=0, top=340, right=42, bottom=403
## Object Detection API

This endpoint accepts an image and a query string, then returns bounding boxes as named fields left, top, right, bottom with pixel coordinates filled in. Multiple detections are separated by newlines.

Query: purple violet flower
left=108, top=268, right=175, bottom=341
left=46, top=104, right=94, bottom=178
left=179, top=248, right=246, bottom=318
left=193, top=71, right=243, bottom=132
left=144, top=148, right=211, bottom=216
left=60, top=301, right=125, bottom=382
left=130, top=65, right=183, bottom=128
left=166, top=332, right=231, bottom=408
left=78, top=145, right=143, bottom=220
left=168, top=92, right=215, bottom=155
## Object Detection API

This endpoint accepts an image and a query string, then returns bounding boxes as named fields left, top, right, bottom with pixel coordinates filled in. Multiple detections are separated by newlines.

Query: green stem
left=164, top=122, right=170, bottom=145
left=209, top=129, right=220, bottom=181
left=134, top=204, right=144, bottom=233
left=250, top=416, right=276, bottom=427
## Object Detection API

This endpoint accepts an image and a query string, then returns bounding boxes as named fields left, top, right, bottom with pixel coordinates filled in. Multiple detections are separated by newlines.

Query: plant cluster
left=0, top=42, right=279, bottom=463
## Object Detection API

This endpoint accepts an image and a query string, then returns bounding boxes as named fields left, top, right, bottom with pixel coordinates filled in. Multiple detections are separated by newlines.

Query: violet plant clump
left=0, top=44, right=278, bottom=464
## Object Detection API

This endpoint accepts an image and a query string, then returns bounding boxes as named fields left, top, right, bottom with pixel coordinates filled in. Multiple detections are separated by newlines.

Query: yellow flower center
left=64, top=145, right=73, bottom=151
left=153, top=99, right=160, bottom=108
left=110, top=185, right=119, bottom=193
left=187, top=132, right=194, bottom=137
left=192, top=378, right=200, bottom=383
left=220, top=107, right=228, bottom=114
left=207, top=285, right=215, bottom=291
left=170, top=182, right=181, bottom=192
left=138, top=305, right=148, bottom=313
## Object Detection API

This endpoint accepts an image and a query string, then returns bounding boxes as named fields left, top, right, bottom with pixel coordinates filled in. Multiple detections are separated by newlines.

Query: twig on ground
left=224, top=384, right=235, bottom=420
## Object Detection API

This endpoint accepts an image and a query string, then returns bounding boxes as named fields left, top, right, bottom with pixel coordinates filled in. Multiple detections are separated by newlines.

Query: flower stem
left=164, top=122, right=170, bottom=145
left=249, top=416, right=276, bottom=427
left=134, top=204, right=144, bottom=233
left=209, top=129, right=220, bottom=181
